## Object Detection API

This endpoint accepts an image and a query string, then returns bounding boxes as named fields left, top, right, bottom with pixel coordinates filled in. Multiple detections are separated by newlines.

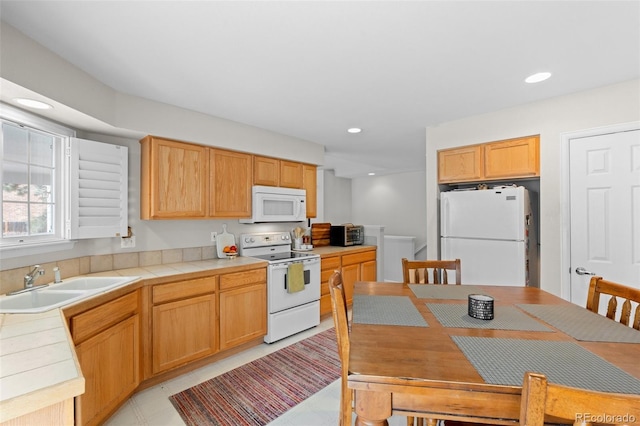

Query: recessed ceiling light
left=368, top=172, right=375, bottom=176
left=347, top=127, right=362, bottom=134
left=14, top=98, right=53, bottom=110
left=525, top=72, right=552, bottom=84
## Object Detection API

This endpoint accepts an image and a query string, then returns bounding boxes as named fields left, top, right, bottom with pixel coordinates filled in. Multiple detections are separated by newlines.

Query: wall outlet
left=211, top=232, right=217, bottom=242
left=121, top=236, right=136, bottom=248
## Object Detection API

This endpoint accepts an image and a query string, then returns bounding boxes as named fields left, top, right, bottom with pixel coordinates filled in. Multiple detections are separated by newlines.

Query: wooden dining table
left=347, top=281, right=640, bottom=426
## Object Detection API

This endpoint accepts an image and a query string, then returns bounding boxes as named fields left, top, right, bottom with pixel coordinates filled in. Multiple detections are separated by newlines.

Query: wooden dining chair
left=520, top=371, right=640, bottom=425
left=328, top=271, right=352, bottom=426
left=402, top=258, right=461, bottom=285
left=586, top=276, right=640, bottom=330
left=329, top=271, right=431, bottom=426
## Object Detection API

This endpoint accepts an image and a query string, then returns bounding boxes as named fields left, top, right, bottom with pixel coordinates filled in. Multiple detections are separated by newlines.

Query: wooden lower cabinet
left=320, top=255, right=341, bottom=316
left=151, top=277, right=218, bottom=375
left=219, top=284, right=267, bottom=349
left=75, top=316, right=139, bottom=426
left=63, top=266, right=268, bottom=426
left=67, top=291, right=140, bottom=426
left=341, top=250, right=377, bottom=306
left=219, top=268, right=267, bottom=350
left=320, top=248, right=377, bottom=315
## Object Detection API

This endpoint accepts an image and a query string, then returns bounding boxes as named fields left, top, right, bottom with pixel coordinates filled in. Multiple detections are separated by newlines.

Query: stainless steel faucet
left=24, top=265, right=44, bottom=288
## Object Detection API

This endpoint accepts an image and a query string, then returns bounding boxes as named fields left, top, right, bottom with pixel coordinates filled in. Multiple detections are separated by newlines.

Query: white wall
left=0, top=22, right=326, bottom=270
left=0, top=21, right=324, bottom=165
left=322, top=170, right=352, bottom=225
left=426, top=79, right=640, bottom=297
left=352, top=171, right=426, bottom=259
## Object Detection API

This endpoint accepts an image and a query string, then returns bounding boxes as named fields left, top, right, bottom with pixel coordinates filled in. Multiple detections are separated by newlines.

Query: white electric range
left=239, top=231, right=320, bottom=343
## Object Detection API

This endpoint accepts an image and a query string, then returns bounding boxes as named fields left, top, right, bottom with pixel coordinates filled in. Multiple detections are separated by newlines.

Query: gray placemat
left=353, top=295, right=428, bottom=327
left=427, top=304, right=553, bottom=332
left=409, top=284, right=488, bottom=300
left=451, top=336, right=640, bottom=394
left=517, top=304, right=640, bottom=343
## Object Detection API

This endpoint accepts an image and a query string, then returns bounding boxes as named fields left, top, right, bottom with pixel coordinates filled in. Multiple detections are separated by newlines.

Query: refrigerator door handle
left=441, top=197, right=449, bottom=236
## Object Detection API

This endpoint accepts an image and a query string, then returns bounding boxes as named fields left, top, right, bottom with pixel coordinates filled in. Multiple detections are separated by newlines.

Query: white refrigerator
left=440, top=186, right=538, bottom=287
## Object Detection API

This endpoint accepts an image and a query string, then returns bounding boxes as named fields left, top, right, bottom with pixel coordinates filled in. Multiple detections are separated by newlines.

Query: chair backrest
left=520, top=371, right=640, bottom=426
left=402, top=258, right=461, bottom=285
left=586, top=276, right=640, bottom=330
left=328, top=271, right=350, bottom=370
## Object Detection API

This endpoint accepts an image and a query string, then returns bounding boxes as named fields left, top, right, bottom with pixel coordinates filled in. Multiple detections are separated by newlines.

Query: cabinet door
left=152, top=294, right=217, bottom=374
left=254, top=155, right=279, bottom=186
left=438, top=145, right=483, bottom=184
left=303, top=164, right=317, bottom=218
left=361, top=259, right=377, bottom=282
left=341, top=263, right=359, bottom=306
left=320, top=255, right=341, bottom=315
left=140, top=136, right=209, bottom=219
left=219, top=283, right=267, bottom=349
left=484, top=135, right=540, bottom=179
left=279, top=160, right=303, bottom=188
left=210, top=149, right=253, bottom=217
left=75, top=315, right=139, bottom=426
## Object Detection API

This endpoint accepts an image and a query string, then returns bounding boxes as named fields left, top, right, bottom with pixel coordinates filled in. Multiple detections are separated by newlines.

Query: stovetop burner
left=239, top=231, right=319, bottom=264
left=250, top=251, right=317, bottom=262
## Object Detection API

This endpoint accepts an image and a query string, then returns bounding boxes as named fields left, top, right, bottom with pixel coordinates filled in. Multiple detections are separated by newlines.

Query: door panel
left=569, top=129, right=640, bottom=306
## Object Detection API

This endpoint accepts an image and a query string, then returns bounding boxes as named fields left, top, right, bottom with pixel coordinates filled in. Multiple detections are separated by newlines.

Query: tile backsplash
left=0, top=246, right=216, bottom=295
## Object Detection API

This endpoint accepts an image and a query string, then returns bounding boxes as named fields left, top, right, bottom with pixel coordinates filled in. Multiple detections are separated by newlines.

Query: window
left=0, top=103, right=128, bottom=257
left=2, top=123, right=57, bottom=238
left=1, top=105, right=70, bottom=249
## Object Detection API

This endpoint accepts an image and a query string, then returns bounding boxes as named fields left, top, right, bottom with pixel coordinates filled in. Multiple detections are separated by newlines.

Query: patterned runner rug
left=169, top=328, right=340, bottom=426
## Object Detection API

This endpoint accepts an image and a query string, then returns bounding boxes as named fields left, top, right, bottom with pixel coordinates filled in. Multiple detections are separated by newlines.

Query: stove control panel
left=240, top=232, right=291, bottom=250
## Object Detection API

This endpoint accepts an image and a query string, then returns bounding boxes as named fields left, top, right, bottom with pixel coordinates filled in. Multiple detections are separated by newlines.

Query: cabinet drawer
left=153, top=276, right=217, bottom=304
left=342, top=250, right=376, bottom=266
left=321, top=268, right=338, bottom=284
left=219, top=268, right=267, bottom=291
left=71, top=291, right=138, bottom=343
left=321, top=255, right=341, bottom=270
left=320, top=281, right=329, bottom=296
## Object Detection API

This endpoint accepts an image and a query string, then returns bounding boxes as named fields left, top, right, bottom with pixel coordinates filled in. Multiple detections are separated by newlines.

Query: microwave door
left=257, top=194, right=304, bottom=222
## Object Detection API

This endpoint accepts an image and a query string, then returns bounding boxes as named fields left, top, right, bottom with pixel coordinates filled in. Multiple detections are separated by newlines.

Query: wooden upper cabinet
left=437, top=135, right=540, bottom=184
left=253, top=155, right=279, bottom=186
left=303, top=164, right=317, bottom=218
left=279, top=160, right=304, bottom=188
left=484, top=135, right=540, bottom=179
left=438, top=145, right=483, bottom=183
left=209, top=149, right=253, bottom=217
left=140, top=136, right=209, bottom=219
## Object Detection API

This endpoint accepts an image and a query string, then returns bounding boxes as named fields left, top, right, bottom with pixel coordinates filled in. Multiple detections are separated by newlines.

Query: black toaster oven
left=330, top=224, right=365, bottom=246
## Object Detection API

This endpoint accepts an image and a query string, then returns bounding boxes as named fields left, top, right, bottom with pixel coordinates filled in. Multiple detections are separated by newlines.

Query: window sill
left=0, top=240, right=77, bottom=259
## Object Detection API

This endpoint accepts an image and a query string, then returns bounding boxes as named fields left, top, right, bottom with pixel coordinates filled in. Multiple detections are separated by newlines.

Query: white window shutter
left=69, top=138, right=128, bottom=239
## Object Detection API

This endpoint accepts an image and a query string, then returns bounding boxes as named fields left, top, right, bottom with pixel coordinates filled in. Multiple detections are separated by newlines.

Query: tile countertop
left=0, top=255, right=268, bottom=423
left=0, top=309, right=84, bottom=422
left=0, top=249, right=374, bottom=421
left=295, top=244, right=377, bottom=256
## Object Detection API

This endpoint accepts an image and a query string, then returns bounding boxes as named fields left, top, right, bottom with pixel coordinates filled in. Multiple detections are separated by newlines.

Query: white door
left=569, top=128, right=640, bottom=306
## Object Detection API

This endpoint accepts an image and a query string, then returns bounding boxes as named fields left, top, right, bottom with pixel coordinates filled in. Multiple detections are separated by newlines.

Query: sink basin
left=47, top=276, right=139, bottom=292
left=0, top=290, right=85, bottom=313
left=0, top=276, right=140, bottom=314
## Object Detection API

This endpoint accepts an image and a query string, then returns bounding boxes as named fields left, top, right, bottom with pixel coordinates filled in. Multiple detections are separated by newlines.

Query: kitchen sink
left=0, top=290, right=86, bottom=313
left=47, top=276, right=138, bottom=292
left=0, top=276, right=140, bottom=314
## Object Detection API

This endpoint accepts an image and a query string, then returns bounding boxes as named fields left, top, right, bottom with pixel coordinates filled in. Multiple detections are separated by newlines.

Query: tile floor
left=105, top=316, right=407, bottom=426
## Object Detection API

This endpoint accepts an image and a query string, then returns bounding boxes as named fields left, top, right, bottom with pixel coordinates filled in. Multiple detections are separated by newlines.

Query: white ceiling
left=1, top=1, right=639, bottom=177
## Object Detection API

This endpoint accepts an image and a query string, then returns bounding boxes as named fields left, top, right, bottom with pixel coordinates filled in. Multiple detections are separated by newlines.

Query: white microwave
left=239, top=185, right=307, bottom=223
